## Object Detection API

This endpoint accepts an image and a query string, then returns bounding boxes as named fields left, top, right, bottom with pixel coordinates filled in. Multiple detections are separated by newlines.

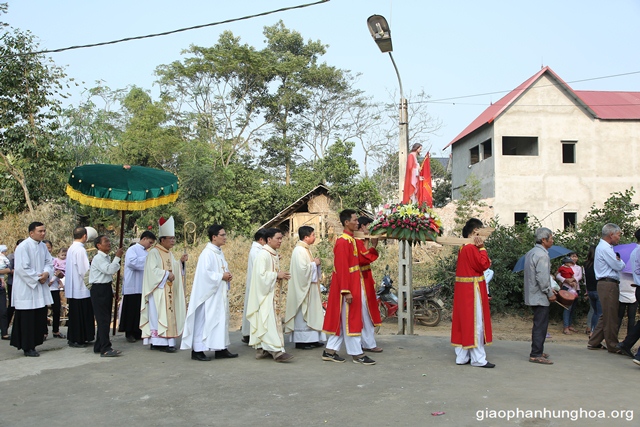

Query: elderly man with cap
left=140, top=217, right=188, bottom=353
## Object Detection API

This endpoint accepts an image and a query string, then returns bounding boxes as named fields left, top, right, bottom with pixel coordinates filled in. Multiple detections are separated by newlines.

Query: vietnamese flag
left=417, top=153, right=433, bottom=207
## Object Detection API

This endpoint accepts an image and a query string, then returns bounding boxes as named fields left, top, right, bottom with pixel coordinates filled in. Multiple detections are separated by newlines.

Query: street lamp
left=367, top=14, right=413, bottom=335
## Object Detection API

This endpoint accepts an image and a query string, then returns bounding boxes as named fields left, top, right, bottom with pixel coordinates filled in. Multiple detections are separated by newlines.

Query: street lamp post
left=367, top=15, right=413, bottom=335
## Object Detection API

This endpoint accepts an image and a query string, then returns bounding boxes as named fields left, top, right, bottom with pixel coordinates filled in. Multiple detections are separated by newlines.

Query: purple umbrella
left=613, top=243, right=638, bottom=274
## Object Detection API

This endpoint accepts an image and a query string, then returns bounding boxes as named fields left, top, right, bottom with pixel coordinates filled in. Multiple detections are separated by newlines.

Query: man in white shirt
left=119, top=231, right=156, bottom=343
left=89, top=235, right=123, bottom=357
left=10, top=222, right=54, bottom=357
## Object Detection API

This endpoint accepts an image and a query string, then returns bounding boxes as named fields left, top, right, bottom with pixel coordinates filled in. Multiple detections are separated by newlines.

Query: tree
left=364, top=90, right=442, bottom=204
left=155, top=31, right=271, bottom=168
left=260, top=21, right=347, bottom=185
left=431, top=158, right=452, bottom=208
left=112, top=86, right=184, bottom=171
left=0, top=18, right=71, bottom=213
left=454, top=173, right=486, bottom=233
left=59, top=84, right=125, bottom=166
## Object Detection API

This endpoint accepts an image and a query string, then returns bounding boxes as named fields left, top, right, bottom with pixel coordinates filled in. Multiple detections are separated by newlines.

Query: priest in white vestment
left=246, top=228, right=294, bottom=363
left=284, top=226, right=325, bottom=349
left=181, top=225, right=238, bottom=361
left=140, top=216, right=187, bottom=353
left=241, top=229, right=267, bottom=344
left=10, top=222, right=54, bottom=356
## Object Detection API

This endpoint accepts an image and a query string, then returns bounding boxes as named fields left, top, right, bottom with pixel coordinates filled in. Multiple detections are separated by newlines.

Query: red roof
left=445, top=67, right=640, bottom=149
left=573, top=90, right=640, bottom=120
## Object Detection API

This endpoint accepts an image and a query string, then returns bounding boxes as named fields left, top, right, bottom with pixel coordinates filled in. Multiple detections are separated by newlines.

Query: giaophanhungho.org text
left=476, top=407, right=634, bottom=422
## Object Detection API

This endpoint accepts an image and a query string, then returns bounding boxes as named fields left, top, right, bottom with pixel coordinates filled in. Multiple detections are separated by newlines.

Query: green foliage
left=454, top=173, right=486, bottom=233
left=59, top=85, right=124, bottom=166
left=430, top=189, right=640, bottom=314
left=431, top=159, right=451, bottom=208
left=0, top=23, right=72, bottom=213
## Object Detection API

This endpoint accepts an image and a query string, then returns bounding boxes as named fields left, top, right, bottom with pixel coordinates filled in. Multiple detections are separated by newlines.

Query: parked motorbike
left=376, top=266, right=444, bottom=327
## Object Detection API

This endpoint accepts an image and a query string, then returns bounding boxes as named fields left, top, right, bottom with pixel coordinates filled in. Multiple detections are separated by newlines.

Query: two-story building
left=445, top=66, right=640, bottom=230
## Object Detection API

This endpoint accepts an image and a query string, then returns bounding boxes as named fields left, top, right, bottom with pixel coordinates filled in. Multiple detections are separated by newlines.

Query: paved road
left=0, top=329, right=637, bottom=426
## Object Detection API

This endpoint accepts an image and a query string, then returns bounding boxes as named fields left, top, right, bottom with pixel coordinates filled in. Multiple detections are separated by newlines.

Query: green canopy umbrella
left=66, top=164, right=180, bottom=334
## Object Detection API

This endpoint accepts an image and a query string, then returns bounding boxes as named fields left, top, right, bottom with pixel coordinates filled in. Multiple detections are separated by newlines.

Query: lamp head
left=367, top=15, right=393, bottom=53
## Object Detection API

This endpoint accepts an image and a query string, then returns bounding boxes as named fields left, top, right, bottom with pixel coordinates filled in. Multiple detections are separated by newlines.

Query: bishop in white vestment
left=140, top=217, right=187, bottom=352
left=181, top=225, right=238, bottom=361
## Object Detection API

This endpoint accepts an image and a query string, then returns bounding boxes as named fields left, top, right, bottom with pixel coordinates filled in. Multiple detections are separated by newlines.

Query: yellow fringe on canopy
left=66, top=185, right=179, bottom=211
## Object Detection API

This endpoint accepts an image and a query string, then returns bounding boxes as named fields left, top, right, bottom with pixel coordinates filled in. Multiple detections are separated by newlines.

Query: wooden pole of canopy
left=111, top=211, right=126, bottom=335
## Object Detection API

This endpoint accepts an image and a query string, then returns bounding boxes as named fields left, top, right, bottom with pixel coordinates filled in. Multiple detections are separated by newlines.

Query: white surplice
left=241, top=241, right=262, bottom=337
left=123, top=243, right=148, bottom=295
left=64, top=241, right=90, bottom=300
left=246, top=245, right=284, bottom=353
left=12, top=238, right=54, bottom=309
left=284, top=241, right=325, bottom=343
left=181, top=243, right=230, bottom=352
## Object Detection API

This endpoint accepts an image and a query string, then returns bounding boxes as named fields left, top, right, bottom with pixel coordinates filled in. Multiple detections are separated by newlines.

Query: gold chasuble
left=140, top=246, right=186, bottom=339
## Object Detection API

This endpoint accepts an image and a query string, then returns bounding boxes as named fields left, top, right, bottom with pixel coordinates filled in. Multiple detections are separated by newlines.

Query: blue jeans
left=562, top=286, right=577, bottom=328
left=588, top=291, right=602, bottom=332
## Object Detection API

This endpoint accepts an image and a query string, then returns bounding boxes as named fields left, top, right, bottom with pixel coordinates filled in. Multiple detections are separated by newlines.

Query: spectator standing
left=523, top=227, right=557, bottom=365
left=584, top=245, right=600, bottom=336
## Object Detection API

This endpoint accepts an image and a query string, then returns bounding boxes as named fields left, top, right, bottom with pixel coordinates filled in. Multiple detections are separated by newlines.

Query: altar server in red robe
left=356, top=216, right=382, bottom=353
left=451, top=218, right=494, bottom=368
left=322, top=210, right=376, bottom=365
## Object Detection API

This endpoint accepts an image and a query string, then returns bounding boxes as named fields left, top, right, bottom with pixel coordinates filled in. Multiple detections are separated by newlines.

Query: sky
left=6, top=0, right=640, bottom=157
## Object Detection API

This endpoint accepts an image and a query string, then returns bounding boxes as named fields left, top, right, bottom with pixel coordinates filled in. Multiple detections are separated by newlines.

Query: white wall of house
left=451, top=74, right=640, bottom=230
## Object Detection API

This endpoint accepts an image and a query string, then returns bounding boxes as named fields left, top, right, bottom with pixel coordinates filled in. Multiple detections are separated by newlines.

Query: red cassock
left=402, top=152, right=419, bottom=204
left=322, top=231, right=364, bottom=336
left=356, top=239, right=382, bottom=325
left=450, top=244, right=492, bottom=349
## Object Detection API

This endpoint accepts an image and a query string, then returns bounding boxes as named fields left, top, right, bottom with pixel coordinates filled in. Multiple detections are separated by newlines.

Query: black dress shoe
left=215, top=349, right=238, bottom=359
left=191, top=351, right=212, bottom=361
left=1, top=335, right=10, bottom=340
left=24, top=349, right=40, bottom=357
left=68, top=342, right=87, bottom=348
left=615, top=344, right=634, bottom=358
left=311, top=342, right=325, bottom=348
left=126, top=336, right=137, bottom=343
left=150, top=344, right=174, bottom=352
left=478, top=362, right=495, bottom=368
left=295, top=343, right=315, bottom=350
left=241, top=336, right=250, bottom=344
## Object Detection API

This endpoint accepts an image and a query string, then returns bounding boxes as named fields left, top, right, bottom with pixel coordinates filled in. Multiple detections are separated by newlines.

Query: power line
left=428, top=102, right=640, bottom=107
left=0, top=0, right=330, bottom=59
left=410, top=70, right=640, bottom=105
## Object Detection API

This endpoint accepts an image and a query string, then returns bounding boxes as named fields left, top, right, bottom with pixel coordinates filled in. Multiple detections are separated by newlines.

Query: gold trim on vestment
left=455, top=275, right=485, bottom=283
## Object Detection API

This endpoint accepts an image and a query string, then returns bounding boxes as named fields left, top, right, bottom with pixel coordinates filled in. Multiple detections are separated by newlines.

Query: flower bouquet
left=369, top=202, right=443, bottom=243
